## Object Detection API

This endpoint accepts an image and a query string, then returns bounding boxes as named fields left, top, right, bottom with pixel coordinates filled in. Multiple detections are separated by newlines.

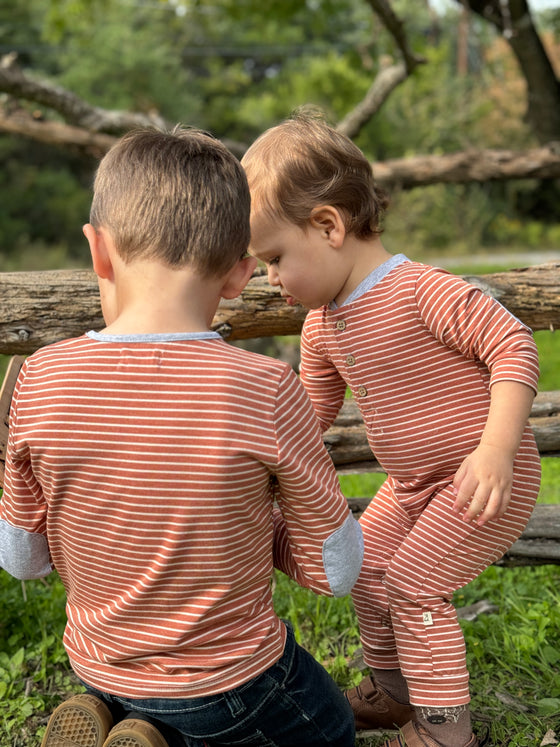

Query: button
left=335, top=320, right=346, bottom=331
left=346, top=354, right=356, bottom=366
left=357, top=386, right=368, bottom=397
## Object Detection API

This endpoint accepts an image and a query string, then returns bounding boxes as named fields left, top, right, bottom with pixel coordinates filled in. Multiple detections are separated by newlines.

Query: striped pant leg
left=351, top=478, right=410, bottom=670
left=352, top=445, right=539, bottom=706
left=385, top=466, right=538, bottom=707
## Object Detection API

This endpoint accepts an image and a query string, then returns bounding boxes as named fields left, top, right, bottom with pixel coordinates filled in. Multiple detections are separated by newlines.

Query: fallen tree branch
left=0, top=52, right=166, bottom=134
left=0, top=263, right=558, bottom=355
left=372, top=145, right=560, bottom=189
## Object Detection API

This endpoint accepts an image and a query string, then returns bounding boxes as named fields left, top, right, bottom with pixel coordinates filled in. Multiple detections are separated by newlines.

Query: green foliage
left=52, top=3, right=197, bottom=121
left=273, top=572, right=362, bottom=688
left=456, top=564, right=560, bottom=746
left=0, top=572, right=75, bottom=742
left=535, top=329, right=560, bottom=393
left=1, top=0, right=558, bottom=264
left=0, top=138, right=92, bottom=269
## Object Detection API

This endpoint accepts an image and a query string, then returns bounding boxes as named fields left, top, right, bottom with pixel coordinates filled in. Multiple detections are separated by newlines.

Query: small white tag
left=422, top=611, right=433, bottom=626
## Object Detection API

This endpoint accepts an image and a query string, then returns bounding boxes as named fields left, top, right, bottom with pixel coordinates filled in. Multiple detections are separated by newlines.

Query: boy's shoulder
left=224, top=341, right=295, bottom=379
left=24, top=334, right=92, bottom=363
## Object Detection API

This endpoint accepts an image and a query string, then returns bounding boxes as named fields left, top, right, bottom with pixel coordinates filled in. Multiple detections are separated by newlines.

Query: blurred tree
left=456, top=0, right=560, bottom=144
left=0, top=0, right=558, bottom=263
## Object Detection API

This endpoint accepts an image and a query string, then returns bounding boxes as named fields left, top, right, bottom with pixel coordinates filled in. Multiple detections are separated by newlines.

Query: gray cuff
left=0, top=519, right=53, bottom=579
left=322, top=511, right=364, bottom=597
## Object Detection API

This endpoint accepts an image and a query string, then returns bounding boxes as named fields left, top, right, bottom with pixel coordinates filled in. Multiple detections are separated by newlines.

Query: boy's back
left=3, top=329, right=353, bottom=699
left=1, top=126, right=361, bottom=746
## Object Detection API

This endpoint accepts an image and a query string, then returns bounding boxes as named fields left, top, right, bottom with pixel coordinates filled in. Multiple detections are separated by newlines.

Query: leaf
left=542, top=645, right=560, bottom=665
left=10, top=647, right=25, bottom=672
left=536, top=698, right=560, bottom=716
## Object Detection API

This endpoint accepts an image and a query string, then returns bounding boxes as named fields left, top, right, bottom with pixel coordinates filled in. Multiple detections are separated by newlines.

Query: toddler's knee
left=384, top=567, right=419, bottom=608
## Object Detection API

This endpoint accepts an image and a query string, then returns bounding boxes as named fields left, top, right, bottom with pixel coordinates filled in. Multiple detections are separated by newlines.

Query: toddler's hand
left=452, top=443, right=514, bottom=525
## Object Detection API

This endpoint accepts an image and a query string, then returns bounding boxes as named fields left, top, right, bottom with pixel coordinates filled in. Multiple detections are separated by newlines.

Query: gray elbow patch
left=322, top=512, right=364, bottom=597
left=0, top=520, right=53, bottom=580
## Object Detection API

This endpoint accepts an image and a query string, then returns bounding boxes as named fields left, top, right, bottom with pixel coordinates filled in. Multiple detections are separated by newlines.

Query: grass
left=0, top=273, right=559, bottom=746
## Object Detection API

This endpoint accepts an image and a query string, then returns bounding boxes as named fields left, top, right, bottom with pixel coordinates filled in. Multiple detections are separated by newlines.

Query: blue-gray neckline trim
left=86, top=330, right=222, bottom=343
left=331, top=253, right=409, bottom=309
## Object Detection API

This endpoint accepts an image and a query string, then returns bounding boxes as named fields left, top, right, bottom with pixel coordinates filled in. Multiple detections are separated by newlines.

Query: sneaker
left=41, top=693, right=113, bottom=747
left=382, top=720, right=481, bottom=746
left=103, top=718, right=169, bottom=747
left=345, top=675, right=415, bottom=730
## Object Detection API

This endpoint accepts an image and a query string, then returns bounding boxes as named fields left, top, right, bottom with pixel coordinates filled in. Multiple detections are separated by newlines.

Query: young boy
left=241, top=113, right=541, bottom=747
left=0, top=127, right=364, bottom=747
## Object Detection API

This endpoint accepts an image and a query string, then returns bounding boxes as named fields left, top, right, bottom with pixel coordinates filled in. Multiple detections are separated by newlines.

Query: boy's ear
left=219, top=255, right=258, bottom=300
left=83, top=224, right=114, bottom=281
left=309, top=206, right=346, bottom=247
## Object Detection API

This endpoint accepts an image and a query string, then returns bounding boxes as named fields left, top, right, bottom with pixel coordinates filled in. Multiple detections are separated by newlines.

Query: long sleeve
left=300, top=316, right=348, bottom=431
left=415, top=268, right=539, bottom=393
left=1, top=365, right=53, bottom=579
left=272, top=507, right=363, bottom=597
left=270, top=367, right=363, bottom=596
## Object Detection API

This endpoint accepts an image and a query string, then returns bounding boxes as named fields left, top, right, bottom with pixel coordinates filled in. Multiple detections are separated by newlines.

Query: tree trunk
left=462, top=0, right=560, bottom=144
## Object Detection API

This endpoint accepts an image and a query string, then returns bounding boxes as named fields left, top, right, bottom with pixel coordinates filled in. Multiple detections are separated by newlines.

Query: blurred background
left=0, top=0, right=558, bottom=273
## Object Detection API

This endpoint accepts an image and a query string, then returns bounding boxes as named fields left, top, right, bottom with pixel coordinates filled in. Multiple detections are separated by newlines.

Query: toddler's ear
left=220, top=255, right=258, bottom=300
left=83, top=224, right=114, bottom=280
left=309, top=206, right=346, bottom=247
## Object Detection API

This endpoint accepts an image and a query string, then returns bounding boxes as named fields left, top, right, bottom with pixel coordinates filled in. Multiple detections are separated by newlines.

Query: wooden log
left=496, top=503, right=560, bottom=567
left=0, top=269, right=105, bottom=355
left=0, top=263, right=558, bottom=355
left=346, top=502, right=560, bottom=567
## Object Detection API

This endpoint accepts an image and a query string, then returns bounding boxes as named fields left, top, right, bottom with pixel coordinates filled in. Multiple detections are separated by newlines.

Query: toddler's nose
left=267, top=265, right=281, bottom=286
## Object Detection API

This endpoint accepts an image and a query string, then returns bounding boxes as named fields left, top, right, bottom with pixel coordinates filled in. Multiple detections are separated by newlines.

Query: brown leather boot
left=382, top=720, right=481, bottom=746
left=344, top=675, right=415, bottom=731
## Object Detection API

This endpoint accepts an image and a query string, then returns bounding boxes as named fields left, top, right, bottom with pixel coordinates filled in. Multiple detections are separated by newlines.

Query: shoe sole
left=41, top=694, right=113, bottom=747
left=104, top=719, right=169, bottom=747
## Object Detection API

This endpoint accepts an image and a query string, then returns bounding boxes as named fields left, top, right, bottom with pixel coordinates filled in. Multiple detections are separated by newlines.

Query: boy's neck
left=334, top=236, right=392, bottom=307
left=100, top=259, right=222, bottom=335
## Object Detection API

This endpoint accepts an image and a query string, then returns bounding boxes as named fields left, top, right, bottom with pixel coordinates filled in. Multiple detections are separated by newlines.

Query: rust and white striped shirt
left=0, top=331, right=362, bottom=698
left=300, top=257, right=540, bottom=498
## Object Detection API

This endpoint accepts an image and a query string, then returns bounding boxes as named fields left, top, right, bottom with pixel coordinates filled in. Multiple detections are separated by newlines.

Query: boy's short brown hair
left=241, top=111, right=389, bottom=239
left=90, top=126, right=251, bottom=277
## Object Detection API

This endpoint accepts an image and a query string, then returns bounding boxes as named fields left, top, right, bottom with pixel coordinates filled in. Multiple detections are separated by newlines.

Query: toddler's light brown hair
left=242, top=111, right=388, bottom=238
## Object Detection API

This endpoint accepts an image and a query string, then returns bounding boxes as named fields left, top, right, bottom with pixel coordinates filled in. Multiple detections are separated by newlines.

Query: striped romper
left=300, top=255, right=541, bottom=707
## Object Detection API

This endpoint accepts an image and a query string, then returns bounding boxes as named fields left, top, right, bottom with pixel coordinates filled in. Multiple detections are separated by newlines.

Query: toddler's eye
left=269, top=257, right=280, bottom=266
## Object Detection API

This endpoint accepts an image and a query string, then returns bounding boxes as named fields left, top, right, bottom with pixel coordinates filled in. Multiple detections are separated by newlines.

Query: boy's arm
left=272, top=507, right=362, bottom=597
left=0, top=361, right=53, bottom=580
left=270, top=367, right=363, bottom=597
left=0, top=356, right=25, bottom=488
left=299, top=318, right=348, bottom=432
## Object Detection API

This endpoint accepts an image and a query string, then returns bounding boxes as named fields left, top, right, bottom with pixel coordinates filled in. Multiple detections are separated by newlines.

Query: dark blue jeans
left=81, top=623, right=355, bottom=747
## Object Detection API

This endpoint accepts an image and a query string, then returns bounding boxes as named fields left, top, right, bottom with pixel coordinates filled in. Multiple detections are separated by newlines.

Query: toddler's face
left=249, top=214, right=345, bottom=310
